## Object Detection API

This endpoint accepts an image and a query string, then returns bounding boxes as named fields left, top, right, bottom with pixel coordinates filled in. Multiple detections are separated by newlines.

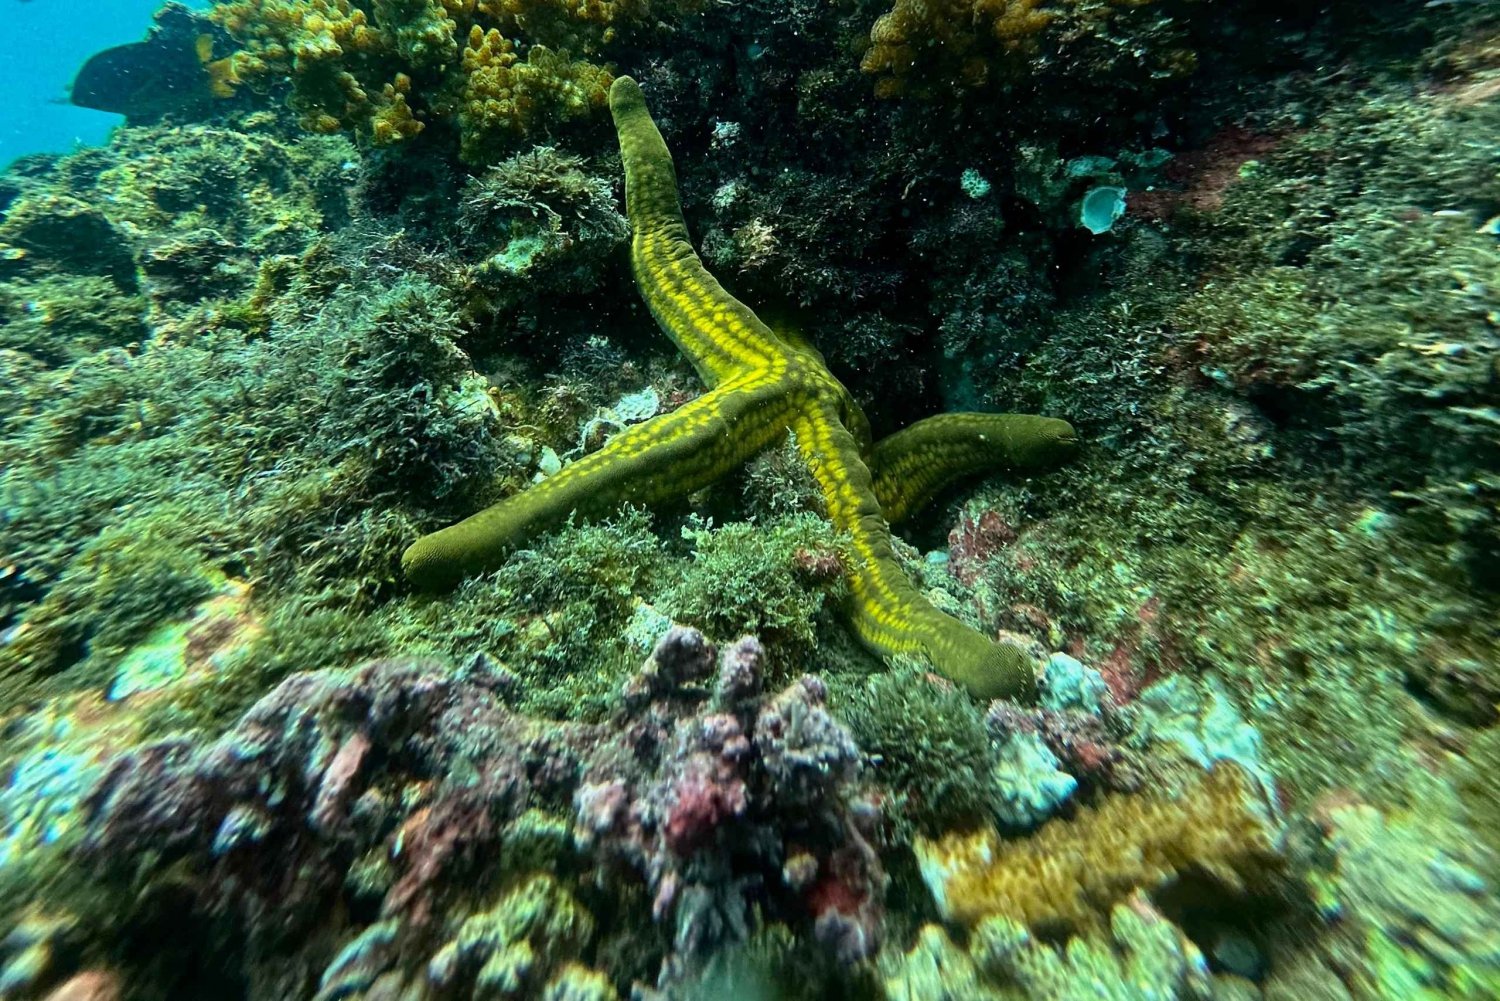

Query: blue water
left=0, top=0, right=206, bottom=170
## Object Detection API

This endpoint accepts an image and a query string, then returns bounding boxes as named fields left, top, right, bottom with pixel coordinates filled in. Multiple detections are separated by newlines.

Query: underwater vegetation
left=0, top=0, right=1497, bottom=998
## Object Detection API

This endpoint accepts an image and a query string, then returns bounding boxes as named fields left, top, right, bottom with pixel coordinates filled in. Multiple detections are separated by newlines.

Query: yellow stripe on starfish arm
left=402, top=372, right=792, bottom=591
left=609, top=76, right=786, bottom=388
left=790, top=405, right=1038, bottom=701
left=870, top=412, right=1078, bottom=525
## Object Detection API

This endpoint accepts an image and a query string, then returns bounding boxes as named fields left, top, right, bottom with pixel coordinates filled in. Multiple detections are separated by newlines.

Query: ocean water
left=0, top=1, right=1497, bottom=999
left=0, top=0, right=204, bottom=169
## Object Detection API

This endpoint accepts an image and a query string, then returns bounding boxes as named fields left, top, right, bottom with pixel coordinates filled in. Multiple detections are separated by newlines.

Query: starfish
left=403, top=76, right=1079, bottom=699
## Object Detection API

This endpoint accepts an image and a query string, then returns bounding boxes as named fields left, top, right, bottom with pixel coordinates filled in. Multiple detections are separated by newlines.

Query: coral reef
left=0, top=1, right=1497, bottom=997
left=53, top=627, right=880, bottom=995
left=941, top=24, right=1500, bottom=812
left=879, top=923, right=1004, bottom=1001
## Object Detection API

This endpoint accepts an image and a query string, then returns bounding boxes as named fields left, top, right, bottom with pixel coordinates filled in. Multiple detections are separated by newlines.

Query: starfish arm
left=870, top=413, right=1078, bottom=525
left=610, top=76, right=786, bottom=387
left=403, top=372, right=792, bottom=591
left=790, top=403, right=1038, bottom=700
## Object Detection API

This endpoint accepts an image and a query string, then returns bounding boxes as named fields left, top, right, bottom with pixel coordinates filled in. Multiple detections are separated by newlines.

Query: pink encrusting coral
left=76, top=627, right=883, bottom=994
left=576, top=629, right=884, bottom=972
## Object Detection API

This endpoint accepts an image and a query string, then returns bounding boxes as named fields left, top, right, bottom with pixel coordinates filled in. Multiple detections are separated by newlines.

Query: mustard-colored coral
left=453, top=27, right=612, bottom=162
left=374, top=0, right=462, bottom=64
left=914, top=764, right=1279, bottom=933
left=862, top=0, right=997, bottom=98
left=371, top=73, right=425, bottom=144
left=977, top=0, right=1055, bottom=54
left=211, top=0, right=675, bottom=160
left=861, top=0, right=1182, bottom=98
left=478, top=0, right=648, bottom=44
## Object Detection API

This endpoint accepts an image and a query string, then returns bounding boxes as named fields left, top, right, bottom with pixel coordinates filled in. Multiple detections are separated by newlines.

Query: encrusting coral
left=914, top=762, right=1279, bottom=934
left=403, top=76, right=1079, bottom=700
left=974, top=893, right=1216, bottom=1001
left=67, top=627, right=884, bottom=993
left=879, top=896, right=1218, bottom=1001
left=1296, top=793, right=1500, bottom=999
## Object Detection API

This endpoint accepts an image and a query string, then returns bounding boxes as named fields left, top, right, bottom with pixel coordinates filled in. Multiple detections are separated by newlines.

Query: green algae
left=662, top=514, right=848, bottom=661
left=390, top=509, right=663, bottom=720
left=839, top=667, right=997, bottom=836
left=0, top=515, right=219, bottom=696
left=0, top=275, right=146, bottom=365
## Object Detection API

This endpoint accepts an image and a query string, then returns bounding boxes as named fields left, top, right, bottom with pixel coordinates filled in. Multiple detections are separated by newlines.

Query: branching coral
left=211, top=0, right=675, bottom=159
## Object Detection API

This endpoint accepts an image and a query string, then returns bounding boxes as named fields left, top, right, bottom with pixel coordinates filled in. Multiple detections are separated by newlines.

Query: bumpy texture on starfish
left=403, top=76, right=1078, bottom=699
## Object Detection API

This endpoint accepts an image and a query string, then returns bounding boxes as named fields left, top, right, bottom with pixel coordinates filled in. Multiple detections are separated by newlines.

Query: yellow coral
left=373, top=0, right=461, bottom=65
left=974, top=0, right=1054, bottom=48
left=213, top=0, right=673, bottom=158
left=914, top=764, right=1280, bottom=933
left=371, top=73, right=425, bottom=144
left=862, top=0, right=1055, bottom=96
left=217, top=0, right=385, bottom=133
left=861, top=0, right=1181, bottom=97
left=479, top=0, right=648, bottom=35
left=454, top=27, right=611, bottom=161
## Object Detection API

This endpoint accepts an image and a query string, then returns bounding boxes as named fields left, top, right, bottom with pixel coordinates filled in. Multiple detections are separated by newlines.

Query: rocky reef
left=0, top=0, right=1498, bottom=997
